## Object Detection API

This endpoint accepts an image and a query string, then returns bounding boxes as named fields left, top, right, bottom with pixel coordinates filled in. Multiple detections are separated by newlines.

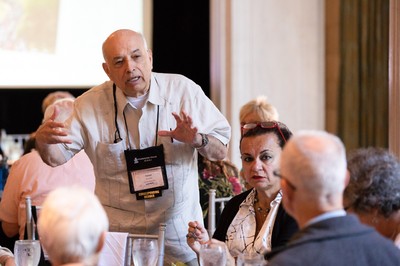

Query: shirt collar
left=114, top=73, right=165, bottom=112
left=305, top=209, right=347, bottom=227
left=147, top=73, right=165, bottom=106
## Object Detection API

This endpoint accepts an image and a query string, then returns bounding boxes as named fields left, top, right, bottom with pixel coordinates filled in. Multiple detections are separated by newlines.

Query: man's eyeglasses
left=273, top=170, right=296, bottom=191
left=241, top=121, right=287, bottom=143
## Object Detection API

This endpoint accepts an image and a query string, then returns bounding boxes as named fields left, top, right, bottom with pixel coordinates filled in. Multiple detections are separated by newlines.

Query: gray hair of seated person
left=42, top=91, right=75, bottom=113
left=281, top=130, right=347, bottom=200
left=38, top=186, right=109, bottom=265
left=43, top=98, right=75, bottom=123
left=344, top=147, right=400, bottom=218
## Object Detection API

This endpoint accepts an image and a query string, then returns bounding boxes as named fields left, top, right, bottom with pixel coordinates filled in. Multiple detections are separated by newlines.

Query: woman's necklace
left=254, top=194, right=270, bottom=218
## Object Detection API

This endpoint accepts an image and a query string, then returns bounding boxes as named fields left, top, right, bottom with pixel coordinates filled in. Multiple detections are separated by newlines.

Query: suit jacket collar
left=266, top=214, right=374, bottom=260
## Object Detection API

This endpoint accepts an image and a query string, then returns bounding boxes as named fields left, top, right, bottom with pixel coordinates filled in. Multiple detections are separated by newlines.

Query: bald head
left=102, top=29, right=148, bottom=61
left=280, top=130, right=347, bottom=216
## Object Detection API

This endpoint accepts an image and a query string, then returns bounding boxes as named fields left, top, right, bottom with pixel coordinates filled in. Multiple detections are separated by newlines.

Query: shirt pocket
left=95, top=141, right=127, bottom=183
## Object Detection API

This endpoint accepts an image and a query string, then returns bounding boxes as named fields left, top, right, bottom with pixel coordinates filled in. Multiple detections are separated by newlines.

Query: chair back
left=25, top=196, right=34, bottom=240
left=125, top=223, right=166, bottom=266
left=207, top=189, right=231, bottom=237
left=24, top=198, right=48, bottom=265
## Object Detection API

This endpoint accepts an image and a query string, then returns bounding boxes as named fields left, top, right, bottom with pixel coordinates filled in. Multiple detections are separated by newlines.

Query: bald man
left=266, top=130, right=400, bottom=266
left=35, top=29, right=231, bottom=265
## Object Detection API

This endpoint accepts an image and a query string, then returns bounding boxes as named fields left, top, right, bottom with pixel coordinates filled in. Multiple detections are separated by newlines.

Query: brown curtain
left=338, top=0, right=389, bottom=150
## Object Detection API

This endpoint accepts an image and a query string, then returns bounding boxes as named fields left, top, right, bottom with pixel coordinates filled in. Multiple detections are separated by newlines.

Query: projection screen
left=0, top=0, right=143, bottom=88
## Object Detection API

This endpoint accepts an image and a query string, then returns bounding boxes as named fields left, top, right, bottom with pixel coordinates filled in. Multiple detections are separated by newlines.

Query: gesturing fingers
left=172, top=111, right=193, bottom=126
left=36, top=120, right=71, bottom=145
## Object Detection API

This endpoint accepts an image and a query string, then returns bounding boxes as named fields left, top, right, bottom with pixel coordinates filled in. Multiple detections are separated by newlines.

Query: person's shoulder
left=227, top=188, right=252, bottom=206
left=153, top=72, right=193, bottom=81
left=76, top=81, right=113, bottom=102
left=74, top=81, right=114, bottom=111
left=153, top=72, right=201, bottom=91
left=10, top=150, right=44, bottom=168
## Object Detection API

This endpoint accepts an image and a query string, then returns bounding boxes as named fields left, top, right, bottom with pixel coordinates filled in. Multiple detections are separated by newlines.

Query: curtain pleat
left=338, top=0, right=389, bottom=150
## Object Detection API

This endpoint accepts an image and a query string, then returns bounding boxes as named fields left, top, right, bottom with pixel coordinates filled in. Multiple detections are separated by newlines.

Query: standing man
left=35, top=29, right=230, bottom=265
left=266, top=130, right=400, bottom=265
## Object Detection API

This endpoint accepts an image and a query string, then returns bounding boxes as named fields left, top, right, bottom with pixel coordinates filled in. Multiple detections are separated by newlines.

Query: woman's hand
left=186, top=221, right=210, bottom=254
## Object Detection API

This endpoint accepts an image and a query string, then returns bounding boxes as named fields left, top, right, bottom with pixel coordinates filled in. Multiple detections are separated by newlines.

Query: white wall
left=211, top=0, right=325, bottom=167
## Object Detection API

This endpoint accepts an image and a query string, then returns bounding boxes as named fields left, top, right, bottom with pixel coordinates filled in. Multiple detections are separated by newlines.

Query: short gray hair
left=38, top=186, right=109, bottom=265
left=344, top=147, right=400, bottom=217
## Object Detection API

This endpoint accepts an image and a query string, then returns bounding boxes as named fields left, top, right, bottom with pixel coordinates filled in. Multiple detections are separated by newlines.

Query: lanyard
left=112, top=83, right=159, bottom=149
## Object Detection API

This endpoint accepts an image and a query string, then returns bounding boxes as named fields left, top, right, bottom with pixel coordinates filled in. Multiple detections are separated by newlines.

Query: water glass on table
left=14, top=240, right=41, bottom=266
left=132, top=238, right=158, bottom=266
left=236, top=252, right=267, bottom=266
left=199, top=242, right=227, bottom=266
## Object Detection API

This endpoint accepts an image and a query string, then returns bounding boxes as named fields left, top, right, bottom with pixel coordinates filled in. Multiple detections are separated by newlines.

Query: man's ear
left=96, top=231, right=107, bottom=253
left=102, top=63, right=110, bottom=77
left=344, top=169, right=350, bottom=187
left=281, top=179, right=295, bottom=215
left=147, top=49, right=153, bottom=70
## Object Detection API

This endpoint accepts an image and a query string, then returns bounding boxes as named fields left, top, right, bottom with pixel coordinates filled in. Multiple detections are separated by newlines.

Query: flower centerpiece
left=198, top=157, right=242, bottom=219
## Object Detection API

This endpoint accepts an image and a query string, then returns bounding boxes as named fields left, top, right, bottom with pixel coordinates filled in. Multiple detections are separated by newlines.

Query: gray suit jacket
left=266, top=214, right=400, bottom=266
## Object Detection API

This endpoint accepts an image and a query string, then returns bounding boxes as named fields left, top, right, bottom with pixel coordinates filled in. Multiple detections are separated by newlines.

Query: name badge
left=124, top=144, right=169, bottom=200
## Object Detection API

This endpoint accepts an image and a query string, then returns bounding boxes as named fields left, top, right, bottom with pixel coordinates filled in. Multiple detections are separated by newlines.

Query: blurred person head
left=239, top=121, right=292, bottom=195
left=43, top=98, right=75, bottom=123
left=102, top=29, right=153, bottom=97
left=24, top=92, right=75, bottom=154
left=239, top=96, right=279, bottom=127
left=279, top=130, right=347, bottom=228
left=38, top=186, right=109, bottom=266
left=343, top=147, right=400, bottom=241
left=41, top=91, right=75, bottom=113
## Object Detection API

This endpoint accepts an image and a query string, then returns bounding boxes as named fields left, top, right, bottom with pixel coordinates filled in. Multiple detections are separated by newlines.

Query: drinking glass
left=132, top=238, right=158, bottom=266
left=199, top=242, right=227, bottom=266
left=14, top=240, right=41, bottom=266
left=236, top=252, right=267, bottom=266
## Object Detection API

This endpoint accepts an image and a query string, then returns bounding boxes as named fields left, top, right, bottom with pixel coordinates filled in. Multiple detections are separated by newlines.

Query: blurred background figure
left=23, top=91, right=75, bottom=155
left=0, top=98, right=95, bottom=254
left=41, top=91, right=75, bottom=114
left=188, top=121, right=298, bottom=261
left=38, top=186, right=108, bottom=266
left=239, top=95, right=279, bottom=128
left=343, top=147, right=400, bottom=248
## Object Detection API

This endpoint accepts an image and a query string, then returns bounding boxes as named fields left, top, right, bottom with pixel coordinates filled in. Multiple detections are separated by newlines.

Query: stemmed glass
left=132, top=238, right=158, bottom=266
left=199, top=242, right=227, bottom=266
left=14, top=240, right=41, bottom=266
